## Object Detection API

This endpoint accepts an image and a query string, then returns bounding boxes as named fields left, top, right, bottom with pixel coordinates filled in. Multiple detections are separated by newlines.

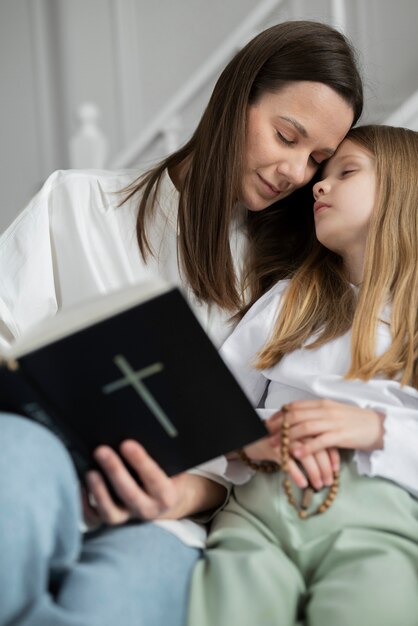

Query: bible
left=0, top=278, right=266, bottom=480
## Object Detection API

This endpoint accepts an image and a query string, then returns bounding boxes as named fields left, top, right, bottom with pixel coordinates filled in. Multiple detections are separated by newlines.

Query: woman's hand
left=284, top=399, right=385, bottom=459
left=83, top=440, right=226, bottom=526
left=242, top=412, right=340, bottom=491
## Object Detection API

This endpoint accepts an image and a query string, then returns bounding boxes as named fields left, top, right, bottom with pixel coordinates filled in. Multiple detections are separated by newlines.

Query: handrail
left=109, top=0, right=284, bottom=169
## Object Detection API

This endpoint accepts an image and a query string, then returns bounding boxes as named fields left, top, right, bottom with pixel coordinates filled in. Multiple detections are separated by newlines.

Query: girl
left=188, top=125, right=418, bottom=626
left=0, top=20, right=363, bottom=626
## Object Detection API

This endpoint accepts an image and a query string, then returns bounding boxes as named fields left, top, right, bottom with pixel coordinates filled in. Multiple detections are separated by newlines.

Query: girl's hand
left=84, top=440, right=226, bottom=526
left=242, top=412, right=340, bottom=491
left=284, top=399, right=385, bottom=459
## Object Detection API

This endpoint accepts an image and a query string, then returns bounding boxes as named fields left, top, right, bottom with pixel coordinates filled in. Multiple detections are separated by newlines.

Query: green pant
left=188, top=461, right=418, bottom=626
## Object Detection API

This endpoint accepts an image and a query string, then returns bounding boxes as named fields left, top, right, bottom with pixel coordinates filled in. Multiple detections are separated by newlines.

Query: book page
left=5, top=277, right=170, bottom=359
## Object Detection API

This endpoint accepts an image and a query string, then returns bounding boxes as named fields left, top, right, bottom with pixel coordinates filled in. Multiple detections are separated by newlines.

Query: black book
left=0, top=279, right=266, bottom=482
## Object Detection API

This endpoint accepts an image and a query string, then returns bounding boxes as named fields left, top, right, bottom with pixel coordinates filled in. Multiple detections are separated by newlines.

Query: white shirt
left=0, top=168, right=247, bottom=547
left=220, top=280, right=418, bottom=497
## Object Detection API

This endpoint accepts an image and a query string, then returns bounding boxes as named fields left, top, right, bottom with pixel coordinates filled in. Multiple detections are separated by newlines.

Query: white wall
left=1, top=0, right=418, bottom=233
left=264, top=0, right=418, bottom=123
left=0, top=1, right=57, bottom=226
left=348, top=0, right=418, bottom=122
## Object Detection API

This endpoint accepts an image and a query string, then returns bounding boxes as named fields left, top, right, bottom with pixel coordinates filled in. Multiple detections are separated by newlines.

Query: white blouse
left=0, top=168, right=247, bottom=547
left=220, top=280, right=418, bottom=497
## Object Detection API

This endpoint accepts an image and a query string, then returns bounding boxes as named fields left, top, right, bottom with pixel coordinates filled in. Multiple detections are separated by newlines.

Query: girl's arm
left=220, top=282, right=340, bottom=491
left=240, top=411, right=340, bottom=491
left=285, top=399, right=418, bottom=497
left=285, top=399, right=385, bottom=453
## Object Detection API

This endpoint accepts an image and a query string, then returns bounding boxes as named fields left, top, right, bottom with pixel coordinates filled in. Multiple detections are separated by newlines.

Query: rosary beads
left=237, top=407, right=340, bottom=519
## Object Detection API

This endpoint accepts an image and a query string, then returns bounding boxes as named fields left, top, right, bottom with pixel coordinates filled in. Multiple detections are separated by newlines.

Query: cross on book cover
left=0, top=281, right=267, bottom=479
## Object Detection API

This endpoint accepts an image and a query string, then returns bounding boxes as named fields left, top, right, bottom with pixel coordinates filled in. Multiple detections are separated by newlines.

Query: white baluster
left=330, top=0, right=347, bottom=32
left=161, top=115, right=182, bottom=154
left=69, top=102, right=109, bottom=169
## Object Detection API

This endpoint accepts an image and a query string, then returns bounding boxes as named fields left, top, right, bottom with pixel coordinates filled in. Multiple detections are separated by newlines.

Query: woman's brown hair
left=257, top=125, right=418, bottom=388
left=122, top=20, right=363, bottom=311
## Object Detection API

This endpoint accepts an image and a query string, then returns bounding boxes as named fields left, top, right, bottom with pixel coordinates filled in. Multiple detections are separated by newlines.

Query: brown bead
left=279, top=415, right=339, bottom=520
left=301, top=487, right=314, bottom=510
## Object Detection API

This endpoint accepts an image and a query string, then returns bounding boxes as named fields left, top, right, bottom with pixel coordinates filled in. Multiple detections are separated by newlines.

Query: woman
left=188, top=125, right=418, bottom=625
left=0, top=21, right=362, bottom=626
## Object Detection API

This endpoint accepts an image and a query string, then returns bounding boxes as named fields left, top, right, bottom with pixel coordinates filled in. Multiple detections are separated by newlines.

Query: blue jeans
left=0, top=413, right=200, bottom=626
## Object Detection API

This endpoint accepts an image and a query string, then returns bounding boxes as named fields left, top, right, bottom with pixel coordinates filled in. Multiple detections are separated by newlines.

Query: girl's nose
left=313, top=179, right=329, bottom=200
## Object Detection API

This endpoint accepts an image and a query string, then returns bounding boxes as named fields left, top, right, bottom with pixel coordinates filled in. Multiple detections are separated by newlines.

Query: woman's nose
left=277, top=159, right=307, bottom=187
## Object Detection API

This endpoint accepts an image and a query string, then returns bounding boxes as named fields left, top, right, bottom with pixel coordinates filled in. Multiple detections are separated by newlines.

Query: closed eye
left=276, top=131, right=294, bottom=145
left=341, top=169, right=357, bottom=176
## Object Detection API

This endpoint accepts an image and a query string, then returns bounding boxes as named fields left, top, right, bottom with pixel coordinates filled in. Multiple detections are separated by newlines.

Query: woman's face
left=241, top=81, right=354, bottom=211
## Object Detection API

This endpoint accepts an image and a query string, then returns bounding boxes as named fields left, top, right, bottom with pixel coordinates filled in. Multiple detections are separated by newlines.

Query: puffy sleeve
left=355, top=403, right=418, bottom=497
left=0, top=172, right=61, bottom=350
left=202, top=280, right=289, bottom=485
left=220, top=280, right=289, bottom=407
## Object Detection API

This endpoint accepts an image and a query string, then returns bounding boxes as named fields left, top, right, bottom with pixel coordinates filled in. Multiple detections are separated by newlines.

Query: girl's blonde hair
left=257, top=125, right=418, bottom=388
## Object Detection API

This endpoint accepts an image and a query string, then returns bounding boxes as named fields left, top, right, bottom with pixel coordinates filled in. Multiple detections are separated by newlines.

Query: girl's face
left=241, top=81, right=354, bottom=211
left=312, top=139, right=376, bottom=258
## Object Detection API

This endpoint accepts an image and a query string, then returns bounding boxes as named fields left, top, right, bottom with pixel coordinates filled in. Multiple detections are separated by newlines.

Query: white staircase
left=70, top=0, right=363, bottom=171
left=69, top=0, right=418, bottom=173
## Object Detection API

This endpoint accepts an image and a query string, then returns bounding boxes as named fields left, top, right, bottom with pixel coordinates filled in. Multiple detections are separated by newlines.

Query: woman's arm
left=83, top=440, right=227, bottom=526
